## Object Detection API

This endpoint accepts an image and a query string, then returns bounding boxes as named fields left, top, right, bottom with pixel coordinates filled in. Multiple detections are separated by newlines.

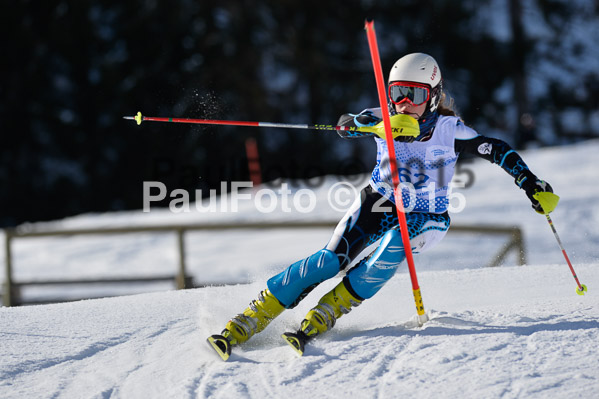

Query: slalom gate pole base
left=413, top=288, right=429, bottom=326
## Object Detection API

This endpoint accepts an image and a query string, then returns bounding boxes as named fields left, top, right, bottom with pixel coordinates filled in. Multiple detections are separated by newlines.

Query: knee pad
left=267, top=249, right=340, bottom=308
left=346, top=229, right=405, bottom=299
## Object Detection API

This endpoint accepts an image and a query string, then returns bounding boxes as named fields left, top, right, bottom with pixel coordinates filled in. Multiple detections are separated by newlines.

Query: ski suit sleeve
left=336, top=109, right=381, bottom=139
left=454, top=125, right=541, bottom=192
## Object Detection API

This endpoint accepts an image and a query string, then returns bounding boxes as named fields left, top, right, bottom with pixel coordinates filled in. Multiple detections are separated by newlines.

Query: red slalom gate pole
left=245, top=137, right=262, bottom=187
left=364, top=20, right=428, bottom=325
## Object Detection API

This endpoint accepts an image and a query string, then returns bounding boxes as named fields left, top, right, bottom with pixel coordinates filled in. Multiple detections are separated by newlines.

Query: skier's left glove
left=517, top=172, right=559, bottom=214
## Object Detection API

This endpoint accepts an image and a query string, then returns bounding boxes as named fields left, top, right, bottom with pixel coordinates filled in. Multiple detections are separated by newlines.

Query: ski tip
left=207, top=335, right=232, bottom=361
left=281, top=332, right=305, bottom=357
left=576, top=284, right=588, bottom=296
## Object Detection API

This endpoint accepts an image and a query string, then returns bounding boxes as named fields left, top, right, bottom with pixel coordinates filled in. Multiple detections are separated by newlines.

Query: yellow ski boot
left=208, top=289, right=285, bottom=360
left=226, top=288, right=285, bottom=344
left=282, top=280, right=362, bottom=356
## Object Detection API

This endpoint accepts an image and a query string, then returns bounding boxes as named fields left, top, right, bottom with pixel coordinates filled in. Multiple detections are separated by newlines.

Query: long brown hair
left=437, top=91, right=460, bottom=118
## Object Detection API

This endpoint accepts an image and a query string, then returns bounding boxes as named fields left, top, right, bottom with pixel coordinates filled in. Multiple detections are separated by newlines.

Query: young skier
left=208, top=52, right=559, bottom=360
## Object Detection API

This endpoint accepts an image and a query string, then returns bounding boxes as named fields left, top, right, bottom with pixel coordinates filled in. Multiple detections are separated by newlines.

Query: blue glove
left=353, top=110, right=381, bottom=127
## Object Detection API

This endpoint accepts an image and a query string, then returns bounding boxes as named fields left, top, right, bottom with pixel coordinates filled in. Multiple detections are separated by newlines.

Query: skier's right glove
left=336, top=110, right=381, bottom=138
left=353, top=110, right=381, bottom=127
left=336, top=111, right=419, bottom=140
left=371, top=114, right=420, bottom=140
left=517, top=172, right=559, bottom=214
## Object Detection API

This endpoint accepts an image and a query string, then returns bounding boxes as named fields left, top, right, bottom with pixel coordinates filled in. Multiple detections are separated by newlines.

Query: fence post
left=176, top=228, right=187, bottom=289
left=514, top=228, right=526, bottom=265
left=486, top=227, right=526, bottom=267
left=3, top=229, right=13, bottom=307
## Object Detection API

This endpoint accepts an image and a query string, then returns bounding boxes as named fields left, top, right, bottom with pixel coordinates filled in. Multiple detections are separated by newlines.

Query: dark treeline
left=2, top=0, right=597, bottom=226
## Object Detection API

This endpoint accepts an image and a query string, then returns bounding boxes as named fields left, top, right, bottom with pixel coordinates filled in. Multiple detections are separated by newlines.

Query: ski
left=207, top=334, right=233, bottom=361
left=208, top=330, right=313, bottom=360
left=281, top=331, right=310, bottom=357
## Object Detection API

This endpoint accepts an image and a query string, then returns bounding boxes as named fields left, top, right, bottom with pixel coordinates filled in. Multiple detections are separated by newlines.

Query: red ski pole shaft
left=364, top=20, right=427, bottom=323
left=545, top=214, right=587, bottom=295
left=124, top=112, right=359, bottom=133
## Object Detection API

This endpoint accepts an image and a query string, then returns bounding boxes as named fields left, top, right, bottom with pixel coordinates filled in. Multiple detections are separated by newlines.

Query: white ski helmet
left=389, top=53, right=443, bottom=112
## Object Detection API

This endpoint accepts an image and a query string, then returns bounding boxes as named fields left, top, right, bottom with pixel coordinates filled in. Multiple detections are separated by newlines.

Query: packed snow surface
left=1, top=140, right=598, bottom=398
left=1, top=266, right=598, bottom=398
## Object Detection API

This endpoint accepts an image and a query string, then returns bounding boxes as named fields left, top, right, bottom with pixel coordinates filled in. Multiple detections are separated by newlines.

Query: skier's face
left=394, top=101, right=427, bottom=120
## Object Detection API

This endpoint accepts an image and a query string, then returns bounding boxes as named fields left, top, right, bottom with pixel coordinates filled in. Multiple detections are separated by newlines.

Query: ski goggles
left=388, top=82, right=430, bottom=106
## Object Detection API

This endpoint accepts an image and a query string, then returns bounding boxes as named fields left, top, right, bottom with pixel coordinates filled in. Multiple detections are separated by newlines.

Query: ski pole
left=123, top=112, right=419, bottom=138
left=364, top=20, right=428, bottom=325
left=545, top=214, right=587, bottom=295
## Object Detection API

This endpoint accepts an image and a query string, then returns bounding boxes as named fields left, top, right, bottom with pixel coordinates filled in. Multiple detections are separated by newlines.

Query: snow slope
left=1, top=140, right=599, bottom=398
left=1, top=264, right=598, bottom=398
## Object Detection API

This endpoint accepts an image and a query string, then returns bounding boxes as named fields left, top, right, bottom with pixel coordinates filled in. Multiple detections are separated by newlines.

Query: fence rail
left=2, top=222, right=525, bottom=306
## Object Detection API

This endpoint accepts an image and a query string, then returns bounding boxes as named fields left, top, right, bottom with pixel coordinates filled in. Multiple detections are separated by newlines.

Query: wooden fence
left=2, top=222, right=525, bottom=306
